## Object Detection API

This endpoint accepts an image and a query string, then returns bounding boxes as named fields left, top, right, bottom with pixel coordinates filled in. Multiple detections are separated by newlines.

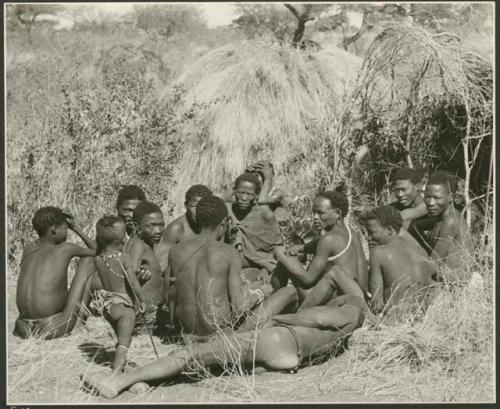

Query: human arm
left=64, top=213, right=97, bottom=250
left=121, top=254, right=146, bottom=312
left=162, top=219, right=182, bottom=245
left=399, top=202, right=428, bottom=222
left=250, top=161, right=277, bottom=206
left=273, top=235, right=335, bottom=288
left=368, top=249, right=384, bottom=313
left=62, top=243, right=96, bottom=258
left=226, top=251, right=248, bottom=316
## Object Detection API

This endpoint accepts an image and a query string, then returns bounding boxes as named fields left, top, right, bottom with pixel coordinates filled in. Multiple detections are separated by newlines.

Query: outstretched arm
left=64, top=213, right=97, bottom=250
left=63, top=243, right=96, bottom=258
left=274, top=235, right=335, bottom=288
left=399, top=202, right=428, bottom=222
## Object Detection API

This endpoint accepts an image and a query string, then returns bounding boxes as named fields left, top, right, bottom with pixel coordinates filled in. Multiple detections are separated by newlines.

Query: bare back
left=17, top=243, right=75, bottom=318
left=95, top=255, right=134, bottom=299
left=373, top=237, right=431, bottom=305
left=170, top=237, right=240, bottom=336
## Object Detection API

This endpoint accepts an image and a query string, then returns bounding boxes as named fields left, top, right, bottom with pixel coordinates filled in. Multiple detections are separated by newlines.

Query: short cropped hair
left=316, top=191, right=349, bottom=217
left=185, top=184, right=212, bottom=203
left=427, top=172, right=457, bottom=194
left=234, top=172, right=261, bottom=194
left=116, top=185, right=146, bottom=209
left=196, top=195, right=228, bottom=227
left=391, top=168, right=423, bottom=185
left=32, top=206, right=67, bottom=237
left=365, top=206, right=403, bottom=233
left=431, top=170, right=460, bottom=194
left=96, top=216, right=124, bottom=250
left=133, top=201, right=162, bottom=225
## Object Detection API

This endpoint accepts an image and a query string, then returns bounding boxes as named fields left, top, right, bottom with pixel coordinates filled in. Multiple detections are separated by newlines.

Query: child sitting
left=94, top=216, right=146, bottom=375
left=15, top=206, right=96, bottom=339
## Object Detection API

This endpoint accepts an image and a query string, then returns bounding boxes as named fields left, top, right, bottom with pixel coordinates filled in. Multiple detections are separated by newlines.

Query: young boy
left=15, top=206, right=96, bottom=339
left=364, top=206, right=432, bottom=314
left=124, top=201, right=164, bottom=329
left=94, top=216, right=146, bottom=375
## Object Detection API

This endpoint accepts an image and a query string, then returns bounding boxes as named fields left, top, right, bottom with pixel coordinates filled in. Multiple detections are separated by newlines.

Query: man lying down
left=82, top=237, right=367, bottom=399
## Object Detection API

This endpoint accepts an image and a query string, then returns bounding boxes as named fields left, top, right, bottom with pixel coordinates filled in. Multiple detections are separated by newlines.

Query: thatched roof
left=169, top=40, right=362, bottom=212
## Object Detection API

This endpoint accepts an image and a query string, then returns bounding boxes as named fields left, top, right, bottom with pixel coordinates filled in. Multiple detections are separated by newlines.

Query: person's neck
left=39, top=236, right=58, bottom=246
left=101, top=244, right=122, bottom=255
left=325, top=219, right=346, bottom=233
left=186, top=213, right=202, bottom=234
left=437, top=204, right=453, bottom=221
left=232, top=203, right=254, bottom=221
left=409, top=194, right=423, bottom=208
left=199, top=228, right=220, bottom=242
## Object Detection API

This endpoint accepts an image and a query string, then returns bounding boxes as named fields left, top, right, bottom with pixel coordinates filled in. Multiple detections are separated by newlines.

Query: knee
left=259, top=330, right=300, bottom=371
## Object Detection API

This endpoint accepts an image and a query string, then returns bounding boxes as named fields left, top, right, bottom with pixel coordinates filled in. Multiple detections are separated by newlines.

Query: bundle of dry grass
left=168, top=40, right=362, bottom=212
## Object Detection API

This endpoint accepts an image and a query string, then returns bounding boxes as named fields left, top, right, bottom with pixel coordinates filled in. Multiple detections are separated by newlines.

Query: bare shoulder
left=163, top=215, right=185, bottom=242
left=370, top=244, right=390, bottom=261
left=207, top=241, right=240, bottom=260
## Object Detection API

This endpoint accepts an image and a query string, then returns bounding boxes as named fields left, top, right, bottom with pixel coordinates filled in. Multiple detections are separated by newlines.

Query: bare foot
left=81, top=373, right=120, bottom=399
left=128, top=382, right=150, bottom=394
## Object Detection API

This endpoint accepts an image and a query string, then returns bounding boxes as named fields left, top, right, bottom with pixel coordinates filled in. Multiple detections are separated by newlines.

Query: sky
left=54, top=3, right=239, bottom=28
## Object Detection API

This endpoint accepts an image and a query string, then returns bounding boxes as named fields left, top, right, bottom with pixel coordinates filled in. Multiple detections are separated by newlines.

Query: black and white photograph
left=5, top=2, right=495, bottom=404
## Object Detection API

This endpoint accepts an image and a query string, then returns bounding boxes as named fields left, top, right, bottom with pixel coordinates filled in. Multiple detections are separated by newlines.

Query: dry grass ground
left=7, top=244, right=494, bottom=404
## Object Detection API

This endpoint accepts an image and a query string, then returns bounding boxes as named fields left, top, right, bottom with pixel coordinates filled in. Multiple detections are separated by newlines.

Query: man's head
left=363, top=206, right=402, bottom=247
left=391, top=168, right=423, bottom=208
left=133, top=201, right=164, bottom=246
left=96, top=216, right=126, bottom=252
left=185, top=184, right=212, bottom=222
left=116, top=185, right=146, bottom=235
left=313, top=191, right=349, bottom=230
left=233, top=172, right=261, bottom=211
left=196, top=195, right=228, bottom=239
left=424, top=173, right=455, bottom=217
left=32, top=206, right=68, bottom=243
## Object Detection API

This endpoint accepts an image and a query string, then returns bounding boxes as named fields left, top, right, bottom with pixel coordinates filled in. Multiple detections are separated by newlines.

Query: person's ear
left=50, top=225, right=58, bottom=235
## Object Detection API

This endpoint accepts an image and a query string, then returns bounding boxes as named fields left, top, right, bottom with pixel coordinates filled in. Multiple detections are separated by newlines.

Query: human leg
left=299, top=265, right=364, bottom=310
left=238, top=286, right=298, bottom=332
left=82, top=326, right=300, bottom=398
left=107, top=304, right=136, bottom=375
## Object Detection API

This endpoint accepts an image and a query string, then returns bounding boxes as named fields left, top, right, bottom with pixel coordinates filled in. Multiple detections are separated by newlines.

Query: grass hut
left=168, top=40, right=362, bottom=213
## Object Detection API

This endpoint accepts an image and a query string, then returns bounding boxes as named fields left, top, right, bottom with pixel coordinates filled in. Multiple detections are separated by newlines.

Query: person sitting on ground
left=424, top=173, right=473, bottom=280
left=94, top=216, right=147, bottom=375
left=363, top=206, right=432, bottom=315
left=76, top=185, right=151, bottom=305
left=225, top=172, right=284, bottom=289
left=166, top=195, right=297, bottom=336
left=273, top=191, right=368, bottom=309
left=14, top=207, right=96, bottom=339
left=123, top=201, right=165, bottom=328
left=155, top=184, right=213, bottom=276
left=82, top=266, right=366, bottom=399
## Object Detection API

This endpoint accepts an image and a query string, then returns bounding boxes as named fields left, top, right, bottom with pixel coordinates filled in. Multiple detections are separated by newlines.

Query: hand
left=137, top=267, right=152, bottom=281
left=288, top=244, right=303, bottom=256
left=253, top=161, right=274, bottom=179
left=272, top=246, right=286, bottom=259
left=371, top=298, right=384, bottom=315
left=139, top=302, right=147, bottom=314
left=262, top=259, right=278, bottom=273
left=63, top=211, right=75, bottom=229
left=261, top=283, right=274, bottom=298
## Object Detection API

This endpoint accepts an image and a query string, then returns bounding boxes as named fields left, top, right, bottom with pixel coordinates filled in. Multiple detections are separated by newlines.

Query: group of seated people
left=13, top=162, right=472, bottom=398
